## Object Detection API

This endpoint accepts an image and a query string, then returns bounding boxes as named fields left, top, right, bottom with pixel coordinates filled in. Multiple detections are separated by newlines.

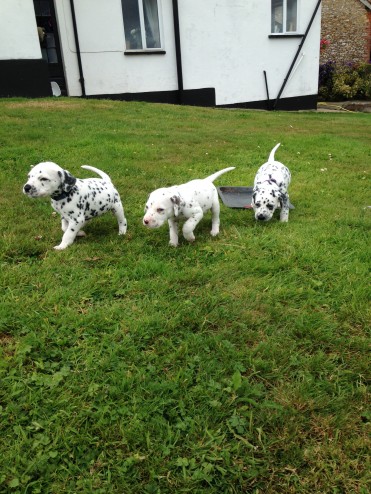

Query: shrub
left=318, top=61, right=336, bottom=100
left=318, top=62, right=371, bottom=101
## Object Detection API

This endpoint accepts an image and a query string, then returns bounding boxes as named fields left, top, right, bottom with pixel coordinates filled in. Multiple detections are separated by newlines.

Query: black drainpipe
left=70, top=0, right=86, bottom=97
left=273, top=0, right=322, bottom=110
left=172, top=0, right=184, bottom=104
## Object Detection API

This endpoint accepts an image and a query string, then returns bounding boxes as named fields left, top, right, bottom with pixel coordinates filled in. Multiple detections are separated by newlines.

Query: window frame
left=270, top=0, right=300, bottom=36
left=122, top=0, right=165, bottom=54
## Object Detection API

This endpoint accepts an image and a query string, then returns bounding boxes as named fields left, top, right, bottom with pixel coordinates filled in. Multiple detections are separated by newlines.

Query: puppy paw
left=210, top=229, right=219, bottom=237
left=54, top=244, right=68, bottom=250
left=169, top=241, right=178, bottom=247
left=77, top=230, right=86, bottom=237
left=117, top=217, right=127, bottom=234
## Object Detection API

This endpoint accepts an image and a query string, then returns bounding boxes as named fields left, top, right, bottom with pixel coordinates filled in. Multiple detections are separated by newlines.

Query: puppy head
left=252, top=186, right=281, bottom=222
left=143, top=188, right=182, bottom=228
left=23, top=162, right=76, bottom=198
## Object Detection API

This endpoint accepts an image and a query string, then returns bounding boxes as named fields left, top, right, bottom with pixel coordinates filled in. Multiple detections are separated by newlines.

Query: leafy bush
left=318, top=62, right=371, bottom=101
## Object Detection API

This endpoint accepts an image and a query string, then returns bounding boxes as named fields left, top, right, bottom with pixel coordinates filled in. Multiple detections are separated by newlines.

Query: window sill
left=124, top=50, right=166, bottom=55
left=269, top=34, right=304, bottom=39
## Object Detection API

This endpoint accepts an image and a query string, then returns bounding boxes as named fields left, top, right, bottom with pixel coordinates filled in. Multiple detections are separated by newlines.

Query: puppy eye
left=267, top=205, right=274, bottom=211
left=255, top=203, right=261, bottom=208
left=39, top=177, right=49, bottom=182
left=157, top=208, right=164, bottom=213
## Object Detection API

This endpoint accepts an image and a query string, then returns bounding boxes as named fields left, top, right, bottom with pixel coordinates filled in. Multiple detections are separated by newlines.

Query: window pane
left=122, top=0, right=143, bottom=49
left=272, top=0, right=283, bottom=33
left=34, top=1, right=51, bottom=17
left=143, top=0, right=161, bottom=48
left=46, top=33, right=58, bottom=63
left=286, top=0, right=297, bottom=32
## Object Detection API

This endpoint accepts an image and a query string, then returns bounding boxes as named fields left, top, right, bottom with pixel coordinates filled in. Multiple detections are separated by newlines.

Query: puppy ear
left=144, top=195, right=150, bottom=213
left=170, top=194, right=182, bottom=217
left=278, top=192, right=287, bottom=208
left=60, top=170, right=77, bottom=193
left=252, top=192, right=257, bottom=205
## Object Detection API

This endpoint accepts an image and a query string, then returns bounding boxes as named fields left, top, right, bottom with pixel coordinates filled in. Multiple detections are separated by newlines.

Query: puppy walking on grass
left=252, top=143, right=291, bottom=222
left=23, top=162, right=127, bottom=250
left=143, top=167, right=235, bottom=246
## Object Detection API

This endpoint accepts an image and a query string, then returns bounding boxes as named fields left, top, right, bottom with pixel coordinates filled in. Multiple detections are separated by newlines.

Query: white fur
left=252, top=144, right=291, bottom=222
left=23, top=162, right=127, bottom=250
left=143, top=167, right=235, bottom=246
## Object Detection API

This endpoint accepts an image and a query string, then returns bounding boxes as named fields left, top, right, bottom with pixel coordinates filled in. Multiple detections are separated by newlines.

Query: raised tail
left=206, top=166, right=235, bottom=183
left=81, top=165, right=112, bottom=182
left=268, top=143, right=281, bottom=163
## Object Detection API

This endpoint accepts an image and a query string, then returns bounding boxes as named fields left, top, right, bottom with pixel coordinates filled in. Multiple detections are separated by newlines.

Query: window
left=271, top=0, right=298, bottom=34
left=122, top=0, right=162, bottom=50
left=34, top=0, right=58, bottom=63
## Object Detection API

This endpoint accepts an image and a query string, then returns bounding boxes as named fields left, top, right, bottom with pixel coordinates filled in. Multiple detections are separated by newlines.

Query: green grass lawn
left=0, top=98, right=370, bottom=493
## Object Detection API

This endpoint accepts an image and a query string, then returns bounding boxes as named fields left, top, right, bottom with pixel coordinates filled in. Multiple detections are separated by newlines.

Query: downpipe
left=70, top=0, right=86, bottom=97
left=273, top=0, right=322, bottom=110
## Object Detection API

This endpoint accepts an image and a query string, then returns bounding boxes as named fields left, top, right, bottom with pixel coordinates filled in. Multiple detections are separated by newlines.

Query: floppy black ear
left=278, top=192, right=287, bottom=208
left=252, top=192, right=257, bottom=204
left=60, top=170, right=77, bottom=193
left=170, top=194, right=182, bottom=217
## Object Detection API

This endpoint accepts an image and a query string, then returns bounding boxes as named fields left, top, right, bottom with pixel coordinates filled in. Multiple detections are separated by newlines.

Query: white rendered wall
left=55, top=0, right=321, bottom=103
left=0, top=0, right=41, bottom=60
left=55, top=0, right=178, bottom=97
left=178, top=0, right=321, bottom=105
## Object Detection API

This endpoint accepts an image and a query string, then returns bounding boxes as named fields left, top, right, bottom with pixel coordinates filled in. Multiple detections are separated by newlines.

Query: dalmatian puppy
left=23, top=162, right=127, bottom=250
left=143, top=167, right=235, bottom=246
left=252, top=143, right=291, bottom=222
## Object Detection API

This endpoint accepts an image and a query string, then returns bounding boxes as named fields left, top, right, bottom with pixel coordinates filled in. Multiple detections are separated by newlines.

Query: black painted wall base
left=220, top=94, right=318, bottom=111
left=88, top=89, right=317, bottom=111
left=87, top=88, right=216, bottom=107
left=0, top=64, right=317, bottom=112
left=0, top=59, right=52, bottom=98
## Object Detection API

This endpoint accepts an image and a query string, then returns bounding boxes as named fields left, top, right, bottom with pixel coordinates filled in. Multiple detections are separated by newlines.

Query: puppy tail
left=206, top=167, right=235, bottom=183
left=268, top=143, right=281, bottom=163
left=80, top=165, right=112, bottom=182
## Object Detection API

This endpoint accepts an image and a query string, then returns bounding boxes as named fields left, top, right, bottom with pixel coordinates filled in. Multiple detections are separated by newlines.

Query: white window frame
left=271, top=0, right=299, bottom=35
left=122, top=0, right=164, bottom=52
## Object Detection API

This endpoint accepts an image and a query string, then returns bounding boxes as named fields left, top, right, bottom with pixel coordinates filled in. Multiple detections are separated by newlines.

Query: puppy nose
left=144, top=219, right=149, bottom=225
left=257, top=214, right=265, bottom=221
left=24, top=184, right=32, bottom=193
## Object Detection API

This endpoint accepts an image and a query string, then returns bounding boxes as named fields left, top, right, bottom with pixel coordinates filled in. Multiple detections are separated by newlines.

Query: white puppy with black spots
left=252, top=143, right=291, bottom=222
left=23, top=162, right=127, bottom=250
left=143, top=167, right=235, bottom=246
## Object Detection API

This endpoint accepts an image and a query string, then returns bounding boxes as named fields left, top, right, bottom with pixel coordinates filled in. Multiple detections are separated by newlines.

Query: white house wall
left=0, top=0, right=321, bottom=107
left=178, top=0, right=321, bottom=106
left=55, top=0, right=178, bottom=97
left=0, top=0, right=41, bottom=60
left=0, top=0, right=52, bottom=97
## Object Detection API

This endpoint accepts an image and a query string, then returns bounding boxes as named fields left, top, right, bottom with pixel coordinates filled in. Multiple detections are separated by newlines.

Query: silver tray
left=217, top=186, right=295, bottom=209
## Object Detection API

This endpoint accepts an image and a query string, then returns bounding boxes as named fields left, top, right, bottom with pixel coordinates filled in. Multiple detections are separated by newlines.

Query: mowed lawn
left=0, top=98, right=370, bottom=494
